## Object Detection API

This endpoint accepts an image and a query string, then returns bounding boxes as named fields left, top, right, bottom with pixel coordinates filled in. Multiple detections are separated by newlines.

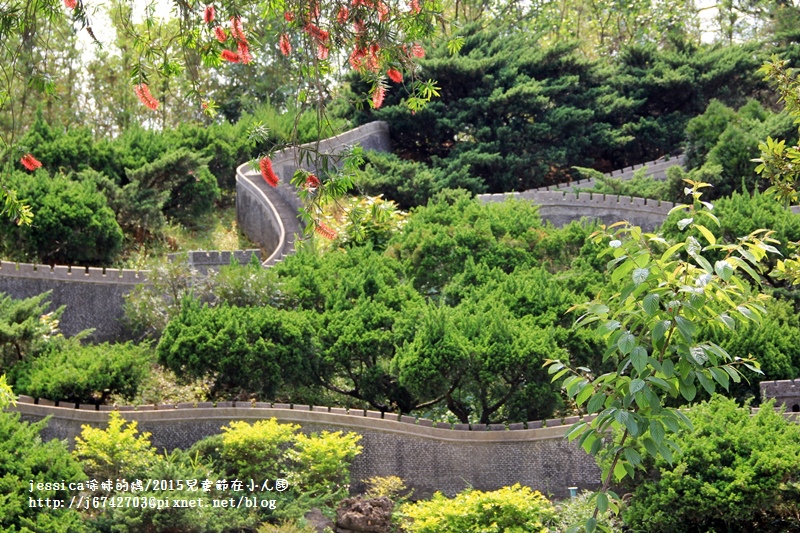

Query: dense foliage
left=400, top=484, right=557, bottom=533
left=0, top=411, right=89, bottom=532
left=624, top=396, right=800, bottom=532
left=346, top=27, right=770, bottom=206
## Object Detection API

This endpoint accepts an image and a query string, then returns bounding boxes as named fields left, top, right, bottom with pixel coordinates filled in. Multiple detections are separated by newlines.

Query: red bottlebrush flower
left=20, top=154, right=42, bottom=171
left=372, top=85, right=386, bottom=109
left=63, top=0, right=77, bottom=9
left=317, top=43, right=329, bottom=60
left=279, top=34, right=291, bottom=56
left=386, top=68, right=403, bottom=83
left=349, top=47, right=366, bottom=70
left=134, top=83, right=160, bottom=110
left=377, top=1, right=389, bottom=21
left=315, top=223, right=336, bottom=240
left=367, top=44, right=380, bottom=72
left=238, top=41, right=252, bottom=64
left=410, top=0, right=420, bottom=13
left=304, top=23, right=328, bottom=43
left=221, top=49, right=240, bottom=62
left=284, top=11, right=294, bottom=21
left=337, top=6, right=349, bottom=23
left=214, top=26, right=227, bottom=42
left=353, top=19, right=365, bottom=34
left=203, top=5, right=215, bottom=24
left=230, top=16, right=246, bottom=43
left=305, top=174, right=321, bottom=190
left=259, top=157, right=279, bottom=187
left=309, top=0, right=319, bottom=19
left=411, top=44, right=425, bottom=57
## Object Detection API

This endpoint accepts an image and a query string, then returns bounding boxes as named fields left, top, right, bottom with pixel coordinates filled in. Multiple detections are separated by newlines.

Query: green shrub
left=88, top=448, right=257, bottom=533
left=623, top=396, right=800, bottom=532
left=0, top=410, right=89, bottom=532
left=73, top=411, right=159, bottom=480
left=0, top=171, right=123, bottom=265
left=15, top=341, right=153, bottom=404
left=552, top=491, right=623, bottom=533
left=357, top=151, right=442, bottom=208
left=124, top=148, right=221, bottom=228
left=219, top=419, right=300, bottom=481
left=0, top=291, right=63, bottom=372
left=157, top=300, right=316, bottom=398
left=400, top=484, right=557, bottom=533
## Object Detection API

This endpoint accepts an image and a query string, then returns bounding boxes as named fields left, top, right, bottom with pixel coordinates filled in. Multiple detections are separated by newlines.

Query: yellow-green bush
left=400, top=484, right=556, bottom=533
left=73, top=411, right=158, bottom=480
left=220, top=419, right=300, bottom=481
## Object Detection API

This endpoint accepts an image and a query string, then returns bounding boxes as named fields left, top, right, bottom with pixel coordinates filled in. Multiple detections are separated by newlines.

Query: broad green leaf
left=629, top=378, right=645, bottom=394
left=675, top=316, right=695, bottom=344
left=632, top=267, right=650, bottom=285
left=695, top=224, right=716, bottom=246
left=587, top=392, right=606, bottom=414
left=618, top=332, right=636, bottom=355
left=613, top=461, right=628, bottom=481
left=576, top=383, right=594, bottom=406
left=677, top=217, right=693, bottom=230
left=710, top=367, right=730, bottom=390
left=714, top=260, right=733, bottom=281
left=624, top=446, right=642, bottom=466
left=661, top=242, right=685, bottom=261
left=650, top=420, right=665, bottom=446
left=596, top=492, right=609, bottom=513
left=679, top=379, right=697, bottom=401
left=697, top=371, right=716, bottom=395
left=586, top=517, right=597, bottom=533
left=642, top=293, right=660, bottom=316
left=631, top=346, right=648, bottom=373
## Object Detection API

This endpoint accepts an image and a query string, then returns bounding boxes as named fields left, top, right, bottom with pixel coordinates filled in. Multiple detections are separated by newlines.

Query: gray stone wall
left=11, top=398, right=600, bottom=499
left=236, top=121, right=393, bottom=266
left=168, top=250, right=262, bottom=275
left=479, top=190, right=675, bottom=232
left=0, top=262, right=146, bottom=342
left=761, top=379, right=800, bottom=412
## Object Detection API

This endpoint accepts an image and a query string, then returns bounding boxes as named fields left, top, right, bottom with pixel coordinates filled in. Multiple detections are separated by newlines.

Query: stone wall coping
left=9, top=402, right=574, bottom=443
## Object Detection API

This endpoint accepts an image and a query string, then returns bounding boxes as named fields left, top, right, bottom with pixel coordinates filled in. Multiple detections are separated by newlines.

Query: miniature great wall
left=3, top=121, right=800, bottom=499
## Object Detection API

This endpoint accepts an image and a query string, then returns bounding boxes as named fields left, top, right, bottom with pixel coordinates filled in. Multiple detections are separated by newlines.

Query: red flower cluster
left=203, top=5, right=215, bottom=24
left=337, top=6, right=349, bottom=23
left=315, top=223, right=336, bottom=240
left=20, top=154, right=42, bottom=171
left=387, top=68, right=403, bottom=83
left=411, top=44, right=425, bottom=57
left=372, top=86, right=386, bottom=109
left=377, top=1, right=389, bottom=21
left=350, top=47, right=366, bottom=70
left=305, top=174, right=321, bottom=190
left=317, top=44, right=329, bottom=60
left=230, top=16, right=246, bottom=42
left=134, top=83, right=159, bottom=110
left=238, top=41, right=252, bottom=64
left=221, top=49, right=240, bottom=62
left=284, top=11, right=294, bottom=21
left=259, top=157, right=279, bottom=187
left=410, top=0, right=420, bottom=13
left=214, top=26, right=227, bottom=42
left=304, top=23, right=329, bottom=44
left=279, top=34, right=291, bottom=56
left=63, top=0, right=77, bottom=9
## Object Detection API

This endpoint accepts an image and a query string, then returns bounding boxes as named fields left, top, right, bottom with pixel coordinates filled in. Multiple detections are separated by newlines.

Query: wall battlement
left=0, top=261, right=148, bottom=284
left=761, top=379, right=800, bottom=412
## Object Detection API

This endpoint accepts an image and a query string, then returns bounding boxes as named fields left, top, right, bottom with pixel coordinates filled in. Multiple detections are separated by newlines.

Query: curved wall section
left=11, top=397, right=600, bottom=499
left=236, top=121, right=392, bottom=266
